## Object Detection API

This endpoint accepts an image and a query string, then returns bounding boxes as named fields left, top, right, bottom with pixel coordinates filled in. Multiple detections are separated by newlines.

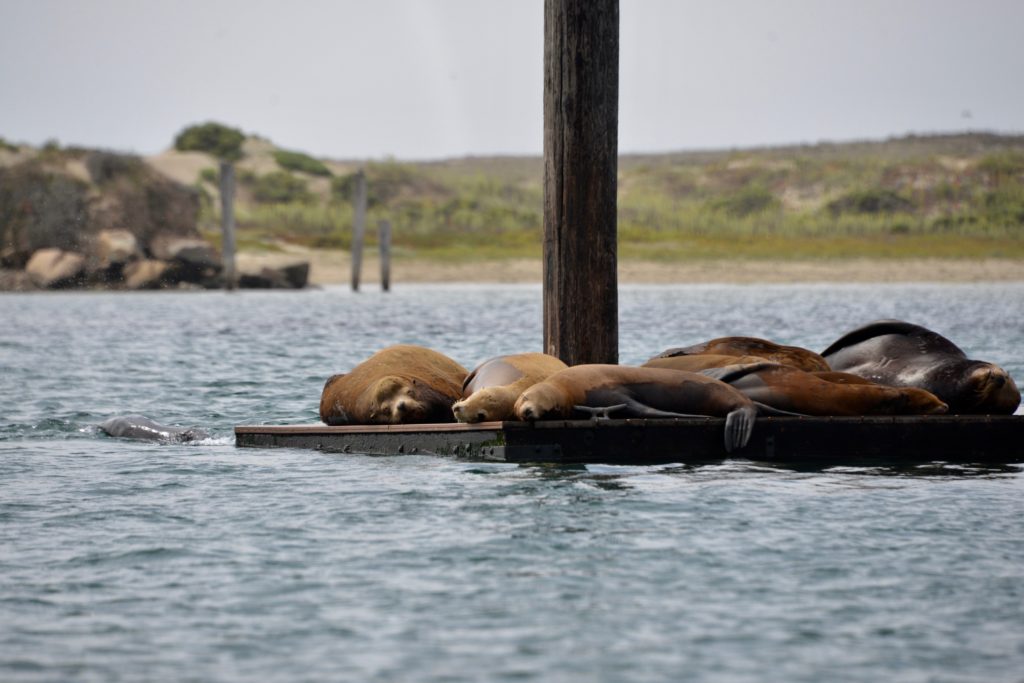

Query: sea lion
left=453, top=352, right=568, bottom=423
left=651, top=337, right=830, bottom=372
left=513, top=364, right=766, bottom=452
left=694, top=361, right=949, bottom=416
left=644, top=354, right=776, bottom=373
left=98, top=415, right=210, bottom=442
left=319, top=344, right=469, bottom=425
left=821, top=320, right=1021, bottom=415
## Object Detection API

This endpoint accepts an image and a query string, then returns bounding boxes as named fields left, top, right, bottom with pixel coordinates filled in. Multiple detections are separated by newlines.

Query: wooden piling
left=543, top=0, right=619, bottom=365
left=378, top=219, right=392, bottom=292
left=351, top=169, right=367, bottom=292
left=218, top=161, right=236, bottom=290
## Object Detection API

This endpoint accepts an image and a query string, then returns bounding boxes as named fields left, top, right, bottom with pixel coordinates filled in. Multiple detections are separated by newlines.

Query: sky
left=1, top=0, right=1022, bottom=160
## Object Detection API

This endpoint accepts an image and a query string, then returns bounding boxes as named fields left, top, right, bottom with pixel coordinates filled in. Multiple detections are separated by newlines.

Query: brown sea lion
left=513, top=364, right=770, bottom=452
left=651, top=337, right=830, bottom=372
left=453, top=353, right=568, bottom=423
left=644, top=354, right=775, bottom=372
left=697, top=361, right=949, bottom=416
left=319, top=345, right=469, bottom=425
left=821, top=320, right=1021, bottom=415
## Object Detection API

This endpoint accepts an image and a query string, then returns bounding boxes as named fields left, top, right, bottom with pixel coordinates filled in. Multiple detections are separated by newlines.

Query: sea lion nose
left=522, top=406, right=535, bottom=420
left=476, top=411, right=487, bottom=421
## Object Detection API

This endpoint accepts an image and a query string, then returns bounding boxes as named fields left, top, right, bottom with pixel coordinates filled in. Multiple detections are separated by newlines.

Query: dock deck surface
left=236, top=416, right=1024, bottom=466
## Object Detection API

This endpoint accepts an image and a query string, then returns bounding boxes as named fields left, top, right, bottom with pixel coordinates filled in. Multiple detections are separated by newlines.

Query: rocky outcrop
left=237, top=262, right=310, bottom=289
left=25, top=248, right=86, bottom=288
left=123, top=259, right=170, bottom=290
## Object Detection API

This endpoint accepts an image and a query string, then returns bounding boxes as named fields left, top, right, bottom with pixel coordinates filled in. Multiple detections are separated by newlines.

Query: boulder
left=25, top=248, right=86, bottom=288
left=280, top=261, right=310, bottom=288
left=0, top=268, right=37, bottom=292
left=92, top=229, right=141, bottom=267
left=149, top=234, right=219, bottom=268
left=123, top=259, right=170, bottom=290
left=237, top=261, right=310, bottom=289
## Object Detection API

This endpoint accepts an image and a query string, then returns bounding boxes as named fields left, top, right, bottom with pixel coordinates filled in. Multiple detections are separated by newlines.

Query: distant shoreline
left=237, top=248, right=1024, bottom=285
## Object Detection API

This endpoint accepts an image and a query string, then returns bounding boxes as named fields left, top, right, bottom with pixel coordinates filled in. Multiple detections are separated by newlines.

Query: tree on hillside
left=173, top=122, right=245, bottom=161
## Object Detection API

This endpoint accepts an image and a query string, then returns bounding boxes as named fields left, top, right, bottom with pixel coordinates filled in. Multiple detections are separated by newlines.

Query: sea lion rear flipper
left=820, top=319, right=920, bottom=357
left=752, top=401, right=807, bottom=418
left=724, top=405, right=757, bottom=453
left=573, top=404, right=628, bottom=420
left=700, top=362, right=779, bottom=384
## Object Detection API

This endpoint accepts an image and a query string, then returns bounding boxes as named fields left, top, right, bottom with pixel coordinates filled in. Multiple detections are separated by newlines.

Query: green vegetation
left=273, top=149, right=332, bottom=176
left=194, top=132, right=1024, bottom=261
left=199, top=167, right=218, bottom=184
left=0, top=137, right=18, bottom=153
left=174, top=122, right=245, bottom=161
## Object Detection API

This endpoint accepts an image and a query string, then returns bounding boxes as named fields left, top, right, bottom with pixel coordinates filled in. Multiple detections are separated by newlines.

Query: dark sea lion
left=98, top=415, right=210, bottom=442
left=513, top=364, right=768, bottom=452
left=319, top=344, right=469, bottom=425
left=644, top=353, right=775, bottom=372
left=697, top=362, right=949, bottom=416
left=651, top=337, right=830, bottom=372
left=453, top=352, right=568, bottom=423
left=821, top=320, right=1021, bottom=414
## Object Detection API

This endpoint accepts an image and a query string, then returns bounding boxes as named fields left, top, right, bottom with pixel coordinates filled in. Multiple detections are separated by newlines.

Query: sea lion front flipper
left=723, top=405, right=757, bottom=453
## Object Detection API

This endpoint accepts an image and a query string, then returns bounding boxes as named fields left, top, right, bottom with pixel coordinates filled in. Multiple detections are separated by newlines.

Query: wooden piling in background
left=543, top=0, right=619, bottom=365
left=351, top=169, right=367, bottom=292
left=219, top=161, right=237, bottom=290
left=379, top=219, right=392, bottom=292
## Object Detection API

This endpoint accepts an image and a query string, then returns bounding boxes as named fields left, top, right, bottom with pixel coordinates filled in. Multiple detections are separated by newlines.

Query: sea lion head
left=513, top=383, right=568, bottom=421
left=963, top=362, right=1021, bottom=414
left=452, top=386, right=517, bottom=423
left=361, top=376, right=430, bottom=424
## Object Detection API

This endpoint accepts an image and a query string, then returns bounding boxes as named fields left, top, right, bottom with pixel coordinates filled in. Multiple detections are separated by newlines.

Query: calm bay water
left=1, top=282, right=1023, bottom=682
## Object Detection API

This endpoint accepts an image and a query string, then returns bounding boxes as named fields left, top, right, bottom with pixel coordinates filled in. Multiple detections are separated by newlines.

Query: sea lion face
left=514, top=383, right=568, bottom=421
left=363, top=376, right=430, bottom=424
left=453, top=387, right=515, bottom=423
left=965, top=363, right=1021, bottom=414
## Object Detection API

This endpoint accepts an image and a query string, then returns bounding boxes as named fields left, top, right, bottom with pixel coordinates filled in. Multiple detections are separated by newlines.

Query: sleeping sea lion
left=453, top=352, right=568, bottom=423
left=651, top=336, right=830, bottom=372
left=513, top=364, right=768, bottom=452
left=694, top=361, right=948, bottom=416
left=319, top=345, right=469, bottom=425
left=99, top=415, right=210, bottom=442
left=821, top=320, right=1020, bottom=415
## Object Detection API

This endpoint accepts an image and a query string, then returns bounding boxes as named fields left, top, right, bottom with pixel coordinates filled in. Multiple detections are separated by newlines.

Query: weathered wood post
left=543, top=0, right=619, bottom=364
left=351, top=169, right=367, bottom=292
left=378, top=219, right=391, bottom=292
left=219, top=160, right=236, bottom=290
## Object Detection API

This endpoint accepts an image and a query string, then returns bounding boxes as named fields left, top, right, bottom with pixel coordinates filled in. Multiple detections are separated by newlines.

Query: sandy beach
left=236, top=246, right=1024, bottom=286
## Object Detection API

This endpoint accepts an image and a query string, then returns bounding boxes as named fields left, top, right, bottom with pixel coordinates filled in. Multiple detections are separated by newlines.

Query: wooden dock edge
left=235, top=416, right=1024, bottom=466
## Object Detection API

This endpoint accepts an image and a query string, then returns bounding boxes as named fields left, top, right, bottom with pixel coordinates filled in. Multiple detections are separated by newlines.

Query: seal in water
left=650, top=336, right=830, bottom=372
left=319, top=344, right=468, bottom=425
left=98, top=415, right=210, bottom=442
left=513, top=364, right=780, bottom=452
left=453, top=352, right=568, bottom=423
left=821, top=319, right=1021, bottom=414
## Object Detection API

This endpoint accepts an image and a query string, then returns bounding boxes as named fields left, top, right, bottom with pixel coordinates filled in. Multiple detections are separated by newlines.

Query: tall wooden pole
left=350, top=169, right=367, bottom=292
left=543, top=0, right=619, bottom=365
left=378, top=219, right=391, bottom=292
left=219, top=160, right=236, bottom=290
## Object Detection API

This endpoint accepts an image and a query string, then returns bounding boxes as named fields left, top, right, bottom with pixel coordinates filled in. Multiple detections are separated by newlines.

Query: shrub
left=0, top=137, right=18, bottom=153
left=827, top=188, right=915, bottom=215
left=173, top=122, right=245, bottom=161
left=199, top=167, right=219, bottom=184
left=708, top=185, right=780, bottom=217
left=85, top=152, right=145, bottom=185
left=251, top=171, right=313, bottom=204
left=273, top=149, right=332, bottom=177
left=977, top=151, right=1024, bottom=183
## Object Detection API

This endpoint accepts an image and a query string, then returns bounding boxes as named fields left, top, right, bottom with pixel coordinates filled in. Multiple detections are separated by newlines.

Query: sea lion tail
left=723, top=405, right=756, bottom=453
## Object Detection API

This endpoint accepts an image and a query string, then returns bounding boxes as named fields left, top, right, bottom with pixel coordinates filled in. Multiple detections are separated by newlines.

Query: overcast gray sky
left=1, top=0, right=1021, bottom=160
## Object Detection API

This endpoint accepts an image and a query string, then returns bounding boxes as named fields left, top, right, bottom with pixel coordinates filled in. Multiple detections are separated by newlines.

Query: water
left=2, top=283, right=1023, bottom=682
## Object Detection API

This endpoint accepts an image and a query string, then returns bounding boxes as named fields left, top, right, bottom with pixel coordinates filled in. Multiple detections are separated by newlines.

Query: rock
left=25, top=248, right=86, bottom=288
left=123, top=259, right=170, bottom=290
left=149, top=234, right=219, bottom=268
left=92, top=229, right=140, bottom=267
left=236, top=255, right=311, bottom=288
left=0, top=268, right=37, bottom=292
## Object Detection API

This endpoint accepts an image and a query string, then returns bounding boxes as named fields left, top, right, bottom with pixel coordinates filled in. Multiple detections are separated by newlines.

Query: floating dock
left=236, top=416, right=1024, bottom=466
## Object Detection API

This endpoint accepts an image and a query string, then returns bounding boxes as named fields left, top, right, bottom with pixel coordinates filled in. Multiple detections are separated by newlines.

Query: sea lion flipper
left=752, top=401, right=807, bottom=418
left=723, top=405, right=757, bottom=453
left=820, top=319, right=922, bottom=357
left=700, top=362, right=779, bottom=384
left=573, top=404, right=628, bottom=420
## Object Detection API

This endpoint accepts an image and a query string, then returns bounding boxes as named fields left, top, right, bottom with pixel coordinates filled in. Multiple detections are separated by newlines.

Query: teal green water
left=2, top=284, right=1023, bottom=682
